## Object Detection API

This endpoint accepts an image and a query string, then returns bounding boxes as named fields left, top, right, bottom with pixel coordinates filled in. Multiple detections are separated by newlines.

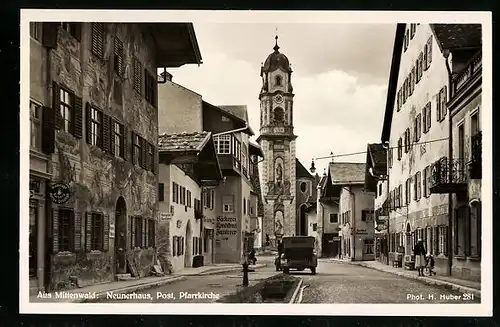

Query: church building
left=257, top=36, right=315, bottom=249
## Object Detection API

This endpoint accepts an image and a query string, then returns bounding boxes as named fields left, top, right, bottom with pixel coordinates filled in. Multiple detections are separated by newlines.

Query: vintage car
left=274, top=236, right=317, bottom=275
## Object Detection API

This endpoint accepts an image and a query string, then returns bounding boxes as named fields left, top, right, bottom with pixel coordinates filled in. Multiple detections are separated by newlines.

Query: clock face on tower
left=274, top=94, right=284, bottom=104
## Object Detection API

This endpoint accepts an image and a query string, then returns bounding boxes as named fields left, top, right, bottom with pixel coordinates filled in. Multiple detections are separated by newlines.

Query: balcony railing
left=452, top=51, right=482, bottom=98
left=468, top=131, right=482, bottom=179
left=429, top=157, right=468, bottom=194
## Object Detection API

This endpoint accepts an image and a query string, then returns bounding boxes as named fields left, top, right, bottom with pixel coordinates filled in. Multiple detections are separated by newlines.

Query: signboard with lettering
left=215, top=216, right=238, bottom=246
left=159, top=212, right=172, bottom=222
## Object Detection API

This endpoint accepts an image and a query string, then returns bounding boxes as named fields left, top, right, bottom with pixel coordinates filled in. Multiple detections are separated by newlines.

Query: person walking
left=413, top=238, right=427, bottom=276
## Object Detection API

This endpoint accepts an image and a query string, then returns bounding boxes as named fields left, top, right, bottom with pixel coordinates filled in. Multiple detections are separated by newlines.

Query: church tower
left=257, top=36, right=297, bottom=248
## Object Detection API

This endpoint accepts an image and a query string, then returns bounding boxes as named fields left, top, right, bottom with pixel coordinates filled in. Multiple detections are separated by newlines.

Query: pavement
left=297, top=260, right=480, bottom=303
left=30, top=261, right=267, bottom=303
left=327, top=258, right=481, bottom=299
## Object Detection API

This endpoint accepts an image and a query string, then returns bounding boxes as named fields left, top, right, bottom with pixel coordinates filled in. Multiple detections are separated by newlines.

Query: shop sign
left=48, top=182, right=71, bottom=204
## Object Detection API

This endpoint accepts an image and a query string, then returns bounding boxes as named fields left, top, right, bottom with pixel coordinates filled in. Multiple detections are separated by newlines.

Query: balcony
left=468, top=131, right=482, bottom=179
left=429, top=157, right=468, bottom=194
left=452, top=51, right=481, bottom=98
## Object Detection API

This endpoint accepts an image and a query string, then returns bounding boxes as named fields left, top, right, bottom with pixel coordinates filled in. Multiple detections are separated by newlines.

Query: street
left=94, top=259, right=479, bottom=304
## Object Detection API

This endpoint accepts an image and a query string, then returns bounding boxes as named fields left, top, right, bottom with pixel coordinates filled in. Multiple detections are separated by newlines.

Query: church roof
left=262, top=36, right=292, bottom=73
left=296, top=159, right=313, bottom=179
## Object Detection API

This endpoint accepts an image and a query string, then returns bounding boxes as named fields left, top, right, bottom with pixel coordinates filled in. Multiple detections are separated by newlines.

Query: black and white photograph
left=21, top=10, right=492, bottom=316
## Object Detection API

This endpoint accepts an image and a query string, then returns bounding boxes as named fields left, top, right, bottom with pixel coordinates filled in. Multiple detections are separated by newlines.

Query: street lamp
left=309, top=159, right=316, bottom=174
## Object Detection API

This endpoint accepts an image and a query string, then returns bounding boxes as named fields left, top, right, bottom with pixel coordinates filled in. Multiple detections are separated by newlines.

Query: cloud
left=168, top=36, right=389, bottom=178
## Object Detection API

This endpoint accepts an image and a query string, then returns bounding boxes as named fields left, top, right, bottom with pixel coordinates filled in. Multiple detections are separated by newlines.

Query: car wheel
left=311, top=267, right=316, bottom=275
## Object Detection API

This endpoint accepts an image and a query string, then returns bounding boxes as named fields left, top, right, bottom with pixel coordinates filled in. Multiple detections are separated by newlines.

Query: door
left=185, top=220, right=192, bottom=267
left=115, top=197, right=127, bottom=274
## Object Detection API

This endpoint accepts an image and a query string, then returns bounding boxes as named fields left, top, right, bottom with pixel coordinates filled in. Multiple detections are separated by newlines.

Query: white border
left=20, top=9, right=493, bottom=316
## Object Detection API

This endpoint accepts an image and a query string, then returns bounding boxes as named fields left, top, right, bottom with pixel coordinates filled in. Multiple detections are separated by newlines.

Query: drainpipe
left=444, top=49, right=453, bottom=276
left=212, top=124, right=249, bottom=137
left=44, top=44, right=53, bottom=291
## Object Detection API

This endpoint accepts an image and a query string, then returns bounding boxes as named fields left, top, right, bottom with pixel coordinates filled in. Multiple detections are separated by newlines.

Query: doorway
left=184, top=220, right=192, bottom=268
left=115, top=197, right=127, bottom=274
left=405, top=223, right=412, bottom=255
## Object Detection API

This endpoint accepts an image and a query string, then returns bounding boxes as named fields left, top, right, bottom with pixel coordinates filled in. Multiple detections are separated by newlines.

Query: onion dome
left=262, top=35, right=292, bottom=73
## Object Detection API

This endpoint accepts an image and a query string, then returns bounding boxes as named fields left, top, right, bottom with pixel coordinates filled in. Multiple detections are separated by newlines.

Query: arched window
left=300, top=182, right=307, bottom=193
left=275, top=75, right=282, bottom=86
left=274, top=107, right=284, bottom=123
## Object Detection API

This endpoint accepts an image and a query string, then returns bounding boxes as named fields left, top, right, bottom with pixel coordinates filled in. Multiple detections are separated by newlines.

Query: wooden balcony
left=468, top=131, right=482, bottom=179
left=429, top=157, right=468, bottom=194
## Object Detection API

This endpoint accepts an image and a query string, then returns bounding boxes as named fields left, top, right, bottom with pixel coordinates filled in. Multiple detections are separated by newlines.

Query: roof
left=296, top=159, right=313, bottom=179
left=367, top=143, right=387, bottom=170
left=158, top=131, right=211, bottom=153
left=262, top=37, right=292, bottom=73
left=430, top=24, right=482, bottom=52
left=329, top=162, right=366, bottom=185
left=249, top=142, right=264, bottom=157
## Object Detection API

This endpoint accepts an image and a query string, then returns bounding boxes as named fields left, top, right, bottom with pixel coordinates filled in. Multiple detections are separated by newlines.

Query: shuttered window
left=90, top=213, right=104, bottom=251
left=133, top=58, right=143, bottom=94
left=111, top=119, right=125, bottom=158
left=60, top=22, right=81, bottom=41
left=91, top=23, right=104, bottom=58
left=147, top=219, right=155, bottom=248
left=57, top=208, right=74, bottom=252
left=134, top=216, right=144, bottom=248
left=132, top=132, right=142, bottom=166
left=114, top=37, right=124, bottom=77
left=144, top=70, right=157, bottom=106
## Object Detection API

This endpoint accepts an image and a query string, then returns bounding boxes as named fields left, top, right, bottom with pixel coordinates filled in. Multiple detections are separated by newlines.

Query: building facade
left=29, top=22, right=201, bottom=292
left=317, top=172, right=341, bottom=258
left=381, top=23, right=451, bottom=274
left=157, top=81, right=263, bottom=264
left=329, top=162, right=375, bottom=261
left=430, top=24, right=482, bottom=281
left=157, top=132, right=222, bottom=272
left=257, top=37, right=298, bottom=248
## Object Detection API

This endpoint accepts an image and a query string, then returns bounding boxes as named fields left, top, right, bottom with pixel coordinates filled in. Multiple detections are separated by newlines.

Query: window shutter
left=442, top=86, right=447, bottom=119
left=74, top=211, right=82, bottom=252
left=436, top=92, right=441, bottom=121
left=103, top=214, right=109, bottom=251
left=123, top=125, right=129, bottom=161
left=131, top=131, right=136, bottom=164
left=73, top=23, right=82, bottom=42
left=52, top=208, right=59, bottom=253
left=423, top=44, right=428, bottom=71
left=142, top=218, right=146, bottom=248
left=153, top=146, right=159, bottom=175
left=110, top=118, right=116, bottom=155
left=41, top=106, right=55, bottom=154
left=427, top=102, right=432, bottom=130
left=85, top=103, right=92, bottom=144
left=422, top=107, right=427, bottom=133
left=114, top=38, right=124, bottom=76
left=85, top=213, right=92, bottom=252
left=427, top=37, right=433, bottom=66
left=418, top=52, right=424, bottom=79
left=434, top=226, right=439, bottom=255
left=42, top=22, right=58, bottom=48
left=102, top=114, right=110, bottom=152
left=91, top=23, right=104, bottom=59
left=73, top=96, right=83, bottom=138
left=52, top=82, right=61, bottom=130
left=141, top=137, right=147, bottom=169
left=131, top=216, right=135, bottom=248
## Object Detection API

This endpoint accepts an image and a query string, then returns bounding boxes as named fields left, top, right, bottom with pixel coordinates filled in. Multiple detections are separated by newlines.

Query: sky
left=167, top=22, right=396, bottom=177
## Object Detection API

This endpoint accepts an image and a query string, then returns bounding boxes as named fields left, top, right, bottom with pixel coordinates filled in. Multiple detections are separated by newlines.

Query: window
left=133, top=134, right=142, bottom=166
left=397, top=90, right=401, bottom=111
left=425, top=36, right=433, bottom=70
left=362, top=210, right=373, bottom=222
left=300, top=182, right=307, bottom=193
left=113, top=120, right=124, bottom=158
left=410, top=23, right=416, bottom=38
left=60, top=88, right=74, bottom=133
left=454, top=206, right=470, bottom=257
left=90, top=213, right=104, bottom=251
left=312, top=223, right=317, bottom=232
left=172, top=182, right=179, bottom=203
left=58, top=209, right=74, bottom=252
left=30, top=101, right=42, bottom=150
left=241, top=144, right=248, bottom=173
left=133, top=58, right=143, bottom=94
left=187, top=190, right=192, bottom=208
left=60, top=22, right=81, bottom=40
left=243, top=197, right=246, bottom=215
left=364, top=239, right=374, bottom=255
left=274, top=107, right=284, bottom=123
left=89, top=107, right=102, bottom=147
left=438, top=225, right=448, bottom=256
left=397, top=138, right=402, bottom=160
left=145, top=70, right=157, bottom=106
left=425, top=166, right=431, bottom=197
left=458, top=123, right=465, bottom=162
left=30, top=22, right=40, bottom=41
left=157, top=183, right=164, bottom=202
left=398, top=185, right=403, bottom=208
left=417, top=52, right=424, bottom=82
left=414, top=113, right=421, bottom=142
left=403, top=30, right=408, bottom=52
left=134, top=216, right=143, bottom=248
left=437, top=86, right=447, bottom=122
left=215, top=135, right=231, bottom=154
left=113, top=38, right=124, bottom=77
left=330, top=213, right=338, bottom=223
left=378, top=183, right=382, bottom=196
left=172, top=236, right=177, bottom=256
left=415, top=171, right=422, bottom=200
left=388, top=147, right=393, bottom=168
left=471, top=111, right=479, bottom=136
left=147, top=219, right=155, bottom=248
left=91, top=23, right=104, bottom=58
left=410, top=67, right=415, bottom=95
left=404, top=128, right=411, bottom=153
left=405, top=178, right=411, bottom=205
left=211, top=190, right=215, bottom=209
left=275, top=75, right=282, bottom=86
left=223, top=195, right=234, bottom=213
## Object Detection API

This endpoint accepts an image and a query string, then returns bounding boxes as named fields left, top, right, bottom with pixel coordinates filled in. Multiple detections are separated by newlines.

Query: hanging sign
left=48, top=182, right=71, bottom=204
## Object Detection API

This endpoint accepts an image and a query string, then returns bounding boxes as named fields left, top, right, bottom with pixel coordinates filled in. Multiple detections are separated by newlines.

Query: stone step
left=115, top=273, right=135, bottom=281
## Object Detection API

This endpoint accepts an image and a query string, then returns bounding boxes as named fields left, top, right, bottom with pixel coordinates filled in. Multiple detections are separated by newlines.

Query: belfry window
left=274, top=107, right=284, bottom=123
left=275, top=75, right=282, bottom=86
